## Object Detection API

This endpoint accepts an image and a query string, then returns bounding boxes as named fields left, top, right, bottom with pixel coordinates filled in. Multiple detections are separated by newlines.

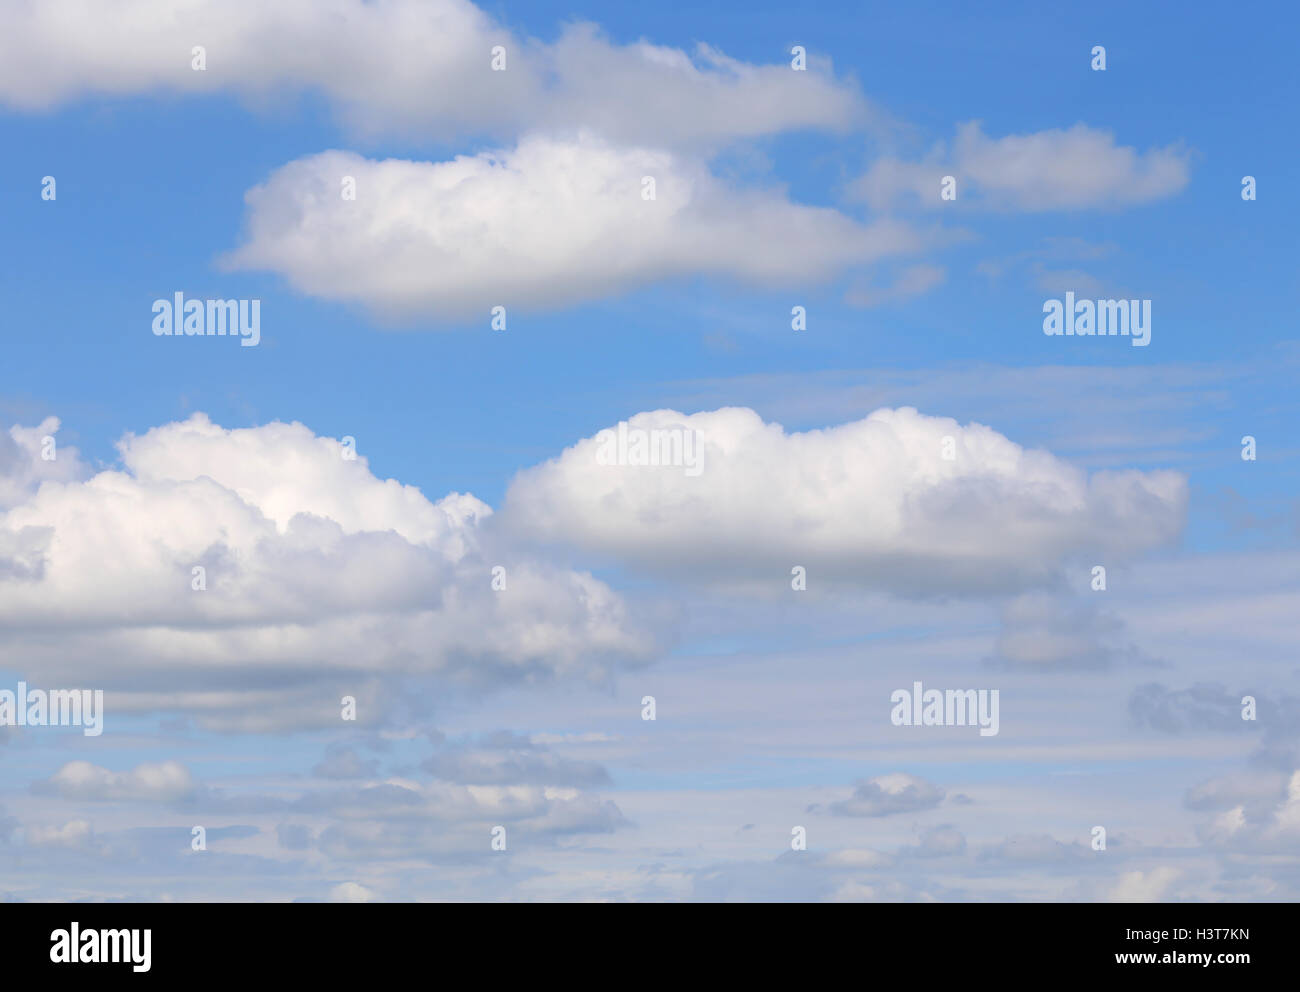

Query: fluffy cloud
left=224, top=135, right=921, bottom=319
left=0, top=417, right=83, bottom=511
left=0, top=414, right=652, bottom=729
left=854, top=122, right=1190, bottom=211
left=830, top=773, right=945, bottom=817
left=0, top=0, right=862, bottom=147
left=501, top=405, right=1187, bottom=594
left=35, top=761, right=196, bottom=803
left=23, top=819, right=95, bottom=849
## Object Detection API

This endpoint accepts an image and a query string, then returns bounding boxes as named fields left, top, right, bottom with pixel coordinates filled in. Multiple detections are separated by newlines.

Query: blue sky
left=0, top=0, right=1297, bottom=902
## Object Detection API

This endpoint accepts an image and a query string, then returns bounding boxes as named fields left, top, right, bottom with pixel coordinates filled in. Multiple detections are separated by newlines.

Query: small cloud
left=1110, top=867, right=1182, bottom=902
left=830, top=773, right=944, bottom=818
left=25, top=819, right=94, bottom=849
left=329, top=882, right=377, bottom=903
left=854, top=122, right=1190, bottom=211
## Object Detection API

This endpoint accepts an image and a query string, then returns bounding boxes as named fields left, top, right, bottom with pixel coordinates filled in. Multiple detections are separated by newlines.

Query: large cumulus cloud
left=500, top=405, right=1188, bottom=594
left=0, top=414, right=653, bottom=730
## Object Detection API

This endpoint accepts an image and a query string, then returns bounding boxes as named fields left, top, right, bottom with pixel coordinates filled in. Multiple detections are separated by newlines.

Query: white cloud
left=0, top=414, right=652, bottom=729
left=1110, top=866, right=1182, bottom=902
left=501, top=405, right=1187, bottom=594
left=1266, top=772, right=1300, bottom=837
left=37, top=761, right=195, bottom=803
left=855, top=122, right=1190, bottom=211
left=1200, top=770, right=1300, bottom=852
left=24, top=819, right=94, bottom=849
left=0, top=417, right=83, bottom=510
left=224, top=135, right=922, bottom=319
left=0, top=0, right=863, bottom=147
left=1204, top=806, right=1248, bottom=844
